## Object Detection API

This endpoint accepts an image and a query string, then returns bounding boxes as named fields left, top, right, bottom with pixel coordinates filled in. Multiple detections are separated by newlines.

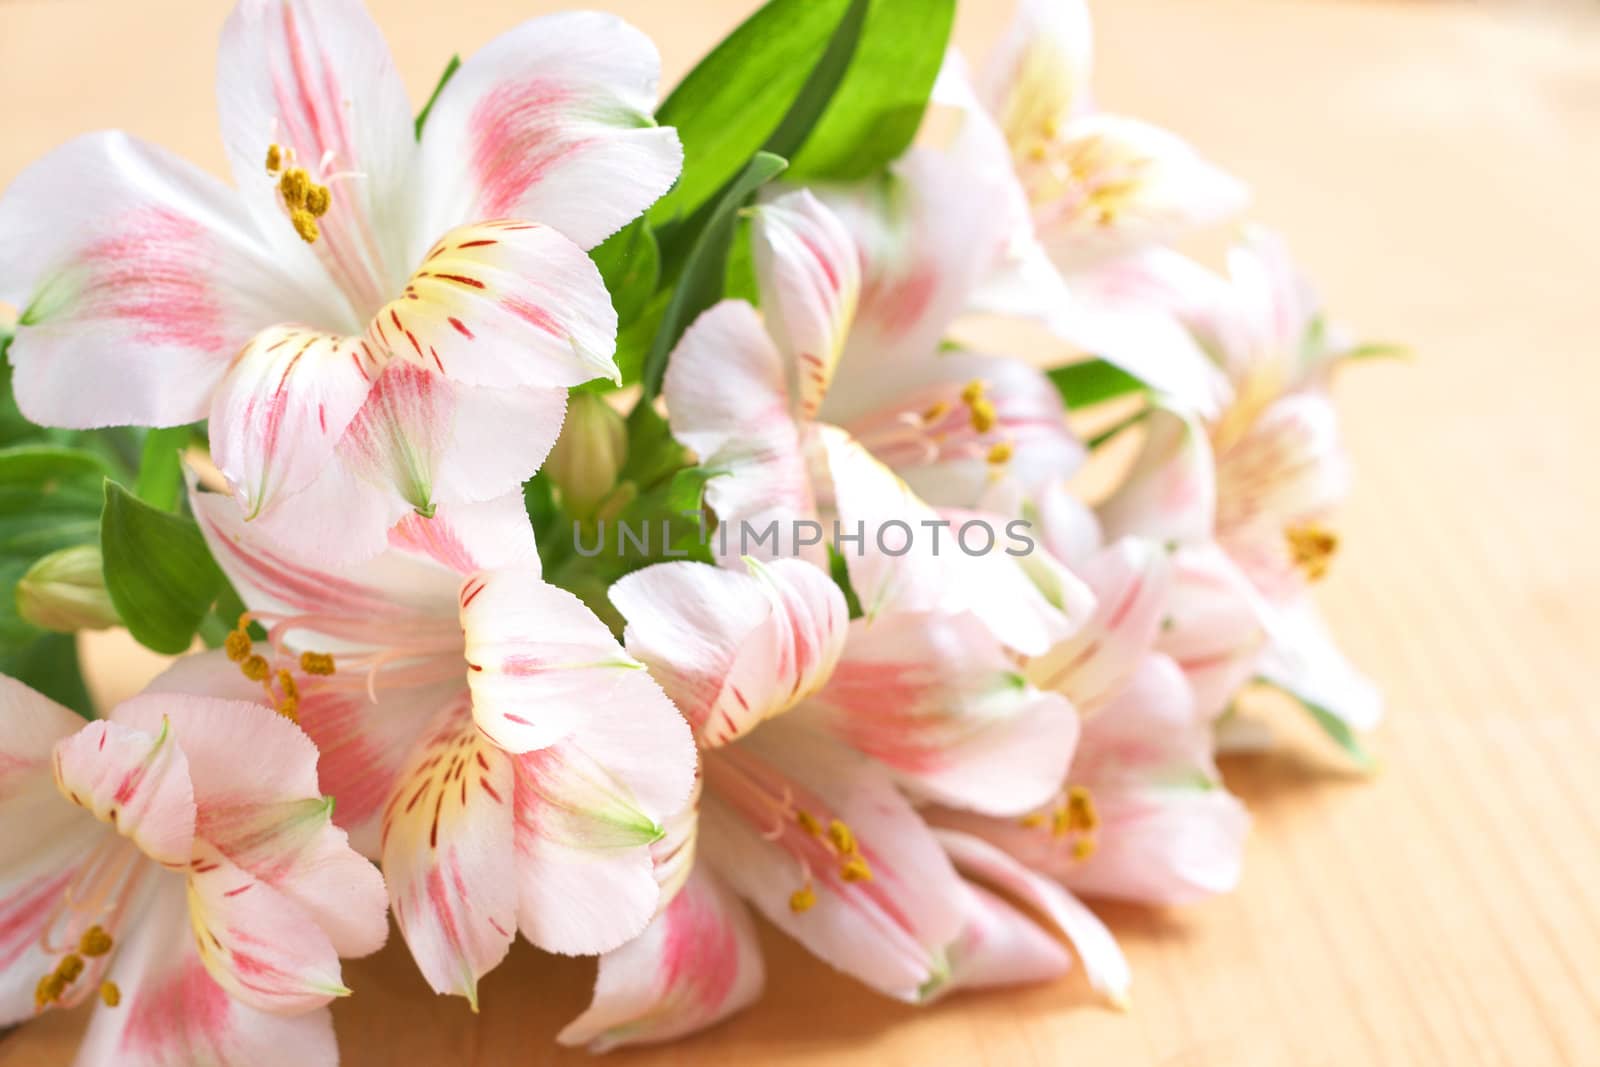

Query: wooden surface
left=4, top=0, right=1600, bottom=1063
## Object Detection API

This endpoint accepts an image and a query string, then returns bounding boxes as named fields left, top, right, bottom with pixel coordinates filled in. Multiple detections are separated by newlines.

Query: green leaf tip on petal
left=414, top=54, right=462, bottom=140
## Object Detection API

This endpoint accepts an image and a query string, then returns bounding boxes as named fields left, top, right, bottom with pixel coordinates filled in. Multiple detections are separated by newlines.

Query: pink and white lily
left=559, top=556, right=1083, bottom=1049
left=1100, top=229, right=1381, bottom=736
left=159, top=487, right=697, bottom=1006
left=0, top=674, right=387, bottom=1066
left=0, top=0, right=682, bottom=563
left=665, top=178, right=1088, bottom=656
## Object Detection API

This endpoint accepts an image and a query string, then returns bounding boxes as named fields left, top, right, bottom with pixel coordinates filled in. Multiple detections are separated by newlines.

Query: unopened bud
left=545, top=393, right=627, bottom=519
left=16, top=546, right=118, bottom=633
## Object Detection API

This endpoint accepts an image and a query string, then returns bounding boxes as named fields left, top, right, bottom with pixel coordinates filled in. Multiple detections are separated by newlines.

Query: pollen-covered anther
left=99, top=981, right=121, bottom=1007
left=34, top=973, right=66, bottom=1009
left=788, top=884, right=817, bottom=914
left=240, top=654, right=270, bottom=683
left=290, top=210, right=321, bottom=244
left=299, top=651, right=336, bottom=676
left=55, top=953, right=84, bottom=984
left=1071, top=835, right=1098, bottom=861
left=987, top=440, right=1014, bottom=465
left=1286, top=523, right=1339, bottom=581
left=224, top=627, right=252, bottom=664
left=1066, top=784, right=1098, bottom=832
left=839, top=856, right=873, bottom=883
left=921, top=400, right=950, bottom=425
left=264, top=143, right=283, bottom=175
left=79, top=925, right=113, bottom=958
left=1018, top=811, right=1046, bottom=830
left=275, top=669, right=301, bottom=723
left=826, top=819, right=856, bottom=856
left=275, top=165, right=331, bottom=245
left=795, top=809, right=822, bottom=837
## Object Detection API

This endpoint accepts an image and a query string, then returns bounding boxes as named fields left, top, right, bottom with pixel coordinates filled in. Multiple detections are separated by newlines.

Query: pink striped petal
left=372, top=220, right=618, bottom=391
left=115, top=693, right=387, bottom=960
left=1024, top=538, right=1173, bottom=714
left=0, top=132, right=322, bottom=429
left=414, top=11, right=682, bottom=251
left=699, top=720, right=964, bottom=1001
left=558, top=866, right=764, bottom=1051
left=610, top=559, right=848, bottom=747
left=75, top=881, right=338, bottom=1067
left=935, top=828, right=1129, bottom=1004
left=812, top=611, right=1078, bottom=816
left=1158, top=544, right=1266, bottom=720
left=388, top=493, right=541, bottom=576
left=933, top=880, right=1073, bottom=997
left=663, top=300, right=818, bottom=557
left=208, top=325, right=378, bottom=520
left=380, top=700, right=516, bottom=1005
left=217, top=0, right=418, bottom=323
left=187, top=840, right=347, bottom=1013
left=460, top=568, right=682, bottom=756
left=753, top=191, right=861, bottom=420
left=52, top=719, right=196, bottom=869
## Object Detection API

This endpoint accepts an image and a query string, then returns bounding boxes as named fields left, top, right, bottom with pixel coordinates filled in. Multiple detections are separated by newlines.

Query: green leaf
left=0, top=446, right=108, bottom=643
left=828, top=545, right=865, bottom=621
left=0, top=445, right=114, bottom=487
left=641, top=151, right=788, bottom=399
left=1260, top=678, right=1376, bottom=771
left=1345, top=341, right=1411, bottom=361
left=100, top=481, right=224, bottom=654
left=132, top=427, right=189, bottom=512
left=786, top=0, right=954, bottom=180
left=415, top=54, right=461, bottom=139
left=652, top=0, right=951, bottom=225
left=590, top=220, right=662, bottom=327
left=1047, top=359, right=1149, bottom=410
left=0, top=632, right=92, bottom=718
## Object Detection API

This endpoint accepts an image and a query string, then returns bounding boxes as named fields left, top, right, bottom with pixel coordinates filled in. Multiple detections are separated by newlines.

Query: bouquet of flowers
left=0, top=0, right=1393, bottom=1060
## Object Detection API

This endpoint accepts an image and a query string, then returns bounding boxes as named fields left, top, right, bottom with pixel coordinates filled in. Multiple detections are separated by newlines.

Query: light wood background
left=3, top=0, right=1598, bottom=1063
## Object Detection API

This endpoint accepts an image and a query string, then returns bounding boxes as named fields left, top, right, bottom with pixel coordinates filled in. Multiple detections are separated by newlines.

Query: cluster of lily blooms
left=0, top=0, right=1379, bottom=1061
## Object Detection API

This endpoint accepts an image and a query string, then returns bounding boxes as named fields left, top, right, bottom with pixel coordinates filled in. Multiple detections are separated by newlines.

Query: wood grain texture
left=3, top=0, right=1598, bottom=1063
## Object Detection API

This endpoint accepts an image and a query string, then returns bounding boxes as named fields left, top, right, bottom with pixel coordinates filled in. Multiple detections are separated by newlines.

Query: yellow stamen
left=276, top=669, right=299, bottom=703
left=1050, top=806, right=1073, bottom=839
left=986, top=441, right=1014, bottom=465
left=788, top=884, right=817, bottom=913
left=300, top=651, right=336, bottom=676
left=99, top=981, right=121, bottom=1007
left=920, top=400, right=950, bottom=424
left=277, top=696, right=300, bottom=724
left=1071, top=835, right=1097, bottom=861
left=959, top=379, right=986, bottom=404
left=264, top=143, right=283, bottom=175
left=840, top=856, right=873, bottom=883
left=795, top=809, right=823, bottom=837
left=1018, top=811, right=1047, bottom=830
left=224, top=628, right=252, bottom=663
left=304, top=185, right=331, bottom=218
left=79, top=925, right=113, bottom=958
left=290, top=209, right=321, bottom=244
left=1286, top=524, right=1339, bottom=581
left=1066, top=785, right=1098, bottom=833
left=278, top=168, right=310, bottom=209
left=826, top=819, right=856, bottom=856
left=55, top=954, right=84, bottom=984
left=240, top=654, right=270, bottom=682
left=969, top=398, right=998, bottom=434
left=35, top=973, right=66, bottom=1009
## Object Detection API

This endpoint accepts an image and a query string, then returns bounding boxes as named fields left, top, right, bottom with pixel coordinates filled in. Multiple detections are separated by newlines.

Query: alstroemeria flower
left=158, top=487, right=696, bottom=1005
left=0, top=0, right=682, bottom=563
left=559, top=556, right=1081, bottom=1050
left=935, top=652, right=1249, bottom=917
left=0, top=675, right=387, bottom=1066
left=1099, top=230, right=1381, bottom=735
left=666, top=180, right=1087, bottom=656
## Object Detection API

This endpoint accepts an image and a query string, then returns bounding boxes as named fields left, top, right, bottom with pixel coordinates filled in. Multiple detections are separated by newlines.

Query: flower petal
left=1024, top=537, right=1172, bottom=714
left=217, top=0, right=419, bottom=322
left=700, top=720, right=964, bottom=1000
left=558, top=866, right=764, bottom=1052
left=373, top=220, right=619, bottom=390
left=663, top=300, right=817, bottom=555
left=187, top=840, right=347, bottom=1013
left=1063, top=786, right=1249, bottom=906
left=935, top=828, right=1130, bottom=1004
left=460, top=567, right=679, bottom=756
left=52, top=718, right=196, bottom=869
left=0, top=132, right=321, bottom=428
left=1097, top=407, right=1217, bottom=546
left=1258, top=599, right=1383, bottom=733
left=979, top=0, right=1093, bottom=137
left=380, top=699, right=516, bottom=1004
left=76, top=880, right=338, bottom=1067
left=933, top=880, right=1074, bottom=997
left=1159, top=544, right=1267, bottom=720
left=388, top=493, right=542, bottom=575
left=753, top=190, right=861, bottom=420
left=811, top=611, right=1079, bottom=816
left=115, top=693, right=387, bottom=959
left=414, top=11, right=682, bottom=251
left=208, top=325, right=378, bottom=520
left=610, top=558, right=848, bottom=747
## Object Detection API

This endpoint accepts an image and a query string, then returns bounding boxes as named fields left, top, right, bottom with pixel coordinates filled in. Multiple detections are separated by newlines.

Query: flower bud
left=16, top=546, right=119, bottom=633
left=546, top=393, right=627, bottom=519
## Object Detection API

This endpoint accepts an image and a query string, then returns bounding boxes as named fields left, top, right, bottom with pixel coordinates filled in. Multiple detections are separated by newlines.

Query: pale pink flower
left=0, top=0, right=683, bottom=563
left=559, top=557, right=1082, bottom=1049
left=159, top=488, right=696, bottom=1006
left=0, top=675, right=387, bottom=1066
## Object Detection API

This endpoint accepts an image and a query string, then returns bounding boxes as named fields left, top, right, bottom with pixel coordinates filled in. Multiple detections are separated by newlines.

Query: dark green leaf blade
left=641, top=151, right=789, bottom=399
left=1047, top=359, right=1149, bottom=411
left=100, top=481, right=224, bottom=654
left=133, top=427, right=190, bottom=512
left=0, top=632, right=93, bottom=718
